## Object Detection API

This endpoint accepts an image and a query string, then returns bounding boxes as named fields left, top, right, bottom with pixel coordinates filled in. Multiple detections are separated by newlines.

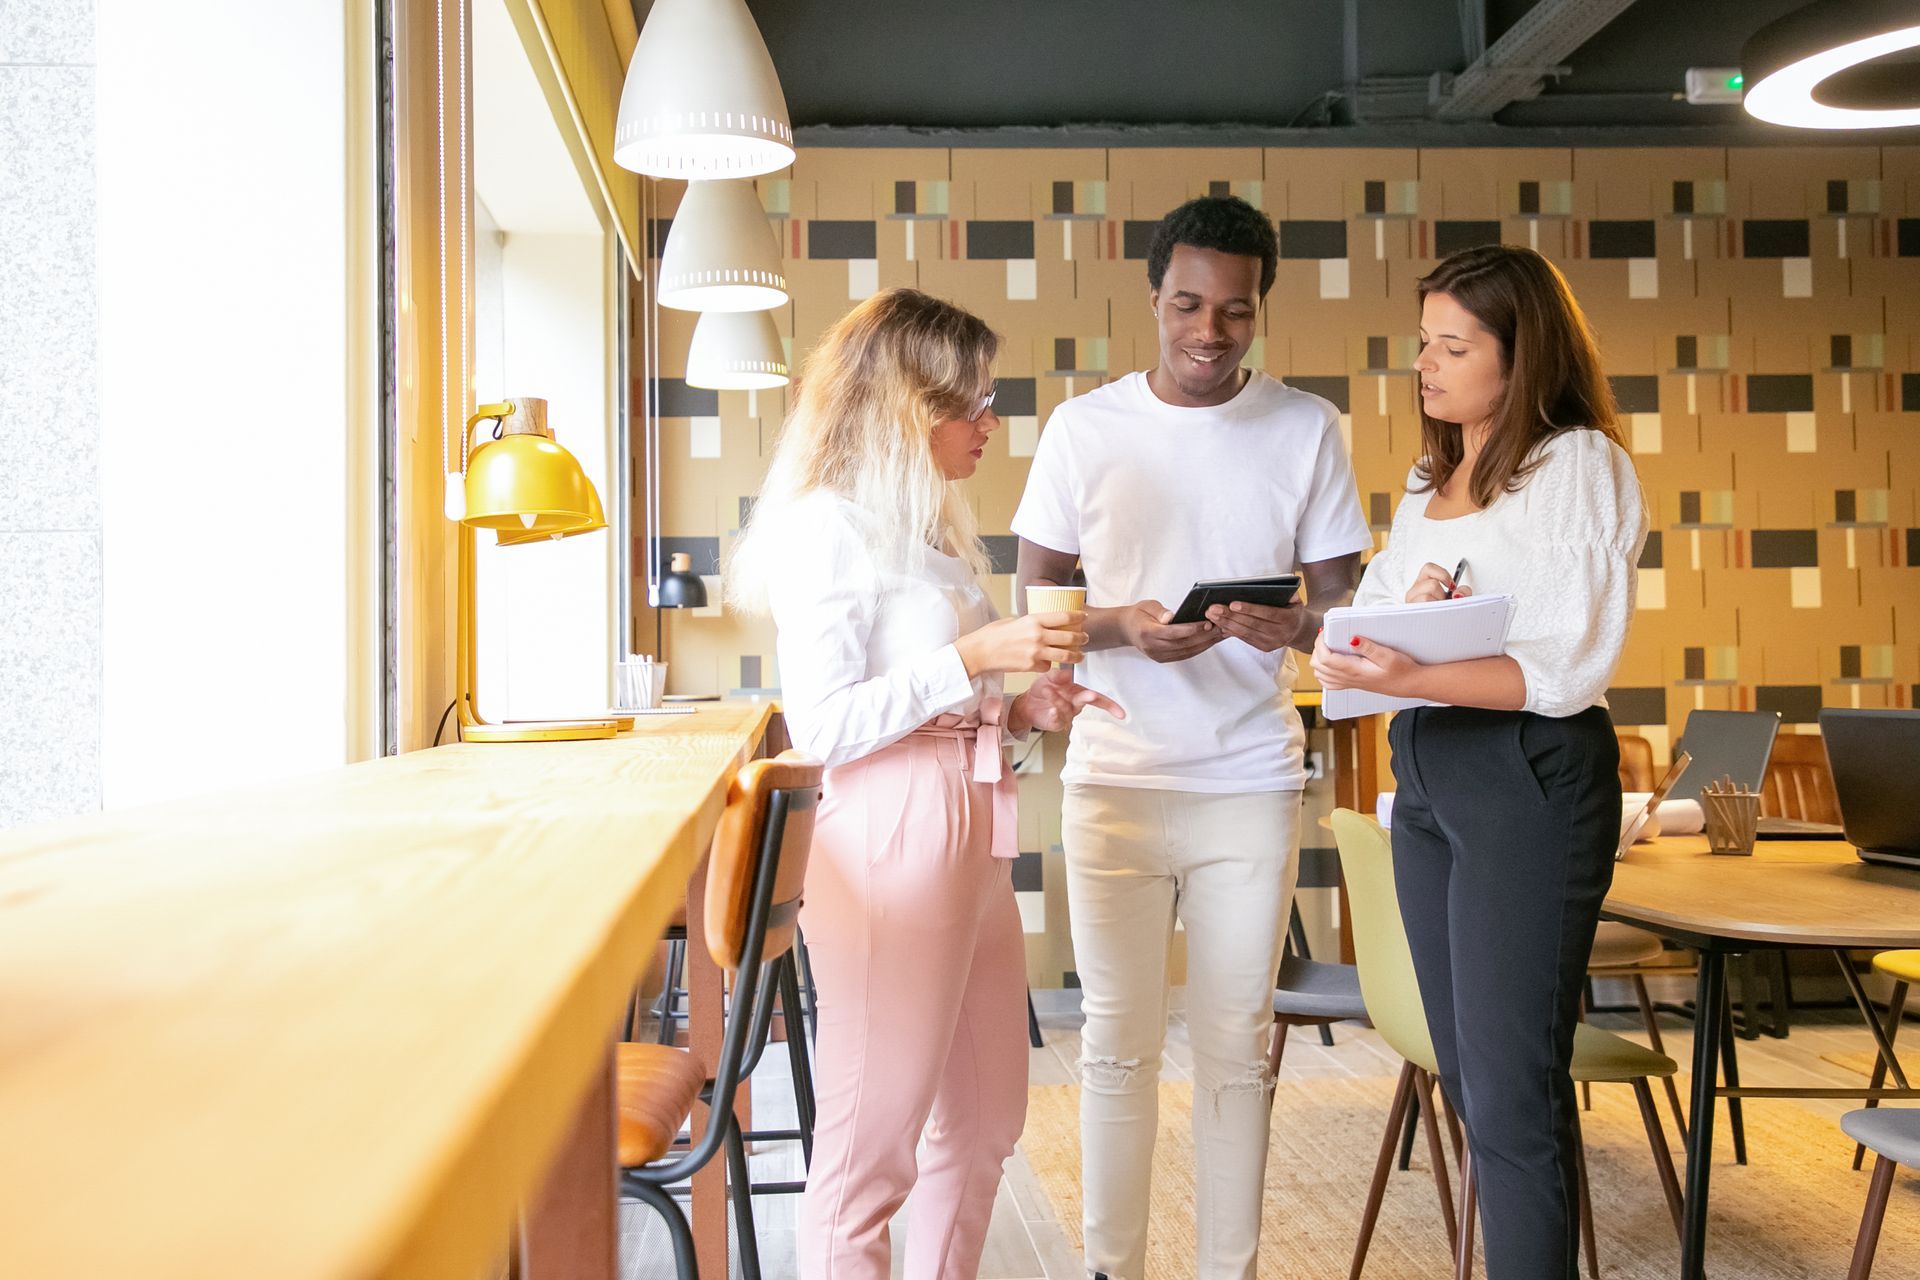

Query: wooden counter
left=0, top=702, right=774, bottom=1279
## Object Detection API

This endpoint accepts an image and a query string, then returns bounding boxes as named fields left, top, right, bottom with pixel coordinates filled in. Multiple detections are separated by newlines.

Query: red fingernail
left=1349, top=636, right=1361, bottom=647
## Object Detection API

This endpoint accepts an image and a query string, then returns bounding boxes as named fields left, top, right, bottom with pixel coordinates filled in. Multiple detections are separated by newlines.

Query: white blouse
left=763, top=492, right=1001, bottom=769
left=1352, top=429, right=1648, bottom=719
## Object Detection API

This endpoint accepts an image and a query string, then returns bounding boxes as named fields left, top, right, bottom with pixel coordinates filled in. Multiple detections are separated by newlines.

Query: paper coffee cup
left=1024, top=585, right=1087, bottom=617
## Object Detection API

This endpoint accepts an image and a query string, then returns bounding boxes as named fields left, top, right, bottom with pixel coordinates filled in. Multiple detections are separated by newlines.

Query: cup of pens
left=616, top=655, right=667, bottom=710
left=1701, top=776, right=1760, bottom=855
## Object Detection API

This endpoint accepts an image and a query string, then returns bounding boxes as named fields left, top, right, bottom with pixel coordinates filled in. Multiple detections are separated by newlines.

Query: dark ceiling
left=686, top=0, right=1920, bottom=145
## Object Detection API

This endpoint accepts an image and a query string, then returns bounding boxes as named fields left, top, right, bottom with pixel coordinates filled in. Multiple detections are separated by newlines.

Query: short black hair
left=1146, top=195, right=1279, bottom=298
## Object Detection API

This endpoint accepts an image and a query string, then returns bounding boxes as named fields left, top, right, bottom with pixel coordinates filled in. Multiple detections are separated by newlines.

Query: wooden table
left=1602, top=835, right=1920, bottom=1279
left=0, top=702, right=772, bottom=1279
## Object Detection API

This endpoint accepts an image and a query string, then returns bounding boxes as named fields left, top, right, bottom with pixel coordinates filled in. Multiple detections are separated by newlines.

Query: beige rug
left=1019, top=1077, right=1920, bottom=1278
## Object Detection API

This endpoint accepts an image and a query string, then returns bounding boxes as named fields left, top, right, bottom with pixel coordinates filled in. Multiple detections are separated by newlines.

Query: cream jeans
left=1063, top=784, right=1302, bottom=1280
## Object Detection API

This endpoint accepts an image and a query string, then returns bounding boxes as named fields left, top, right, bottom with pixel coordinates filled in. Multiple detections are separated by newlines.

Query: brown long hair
left=725, top=288, right=998, bottom=613
left=1414, top=245, right=1623, bottom=509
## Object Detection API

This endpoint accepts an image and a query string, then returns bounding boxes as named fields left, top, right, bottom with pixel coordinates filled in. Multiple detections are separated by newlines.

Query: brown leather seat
left=1617, top=732, right=1656, bottom=793
left=616, top=1042, right=707, bottom=1167
left=1762, top=732, right=1841, bottom=825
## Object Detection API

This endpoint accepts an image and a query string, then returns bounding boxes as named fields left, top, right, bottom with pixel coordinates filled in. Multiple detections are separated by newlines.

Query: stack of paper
left=1320, top=594, right=1517, bottom=719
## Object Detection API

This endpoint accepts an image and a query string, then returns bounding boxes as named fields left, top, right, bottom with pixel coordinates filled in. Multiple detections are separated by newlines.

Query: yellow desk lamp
left=456, top=398, right=620, bottom=742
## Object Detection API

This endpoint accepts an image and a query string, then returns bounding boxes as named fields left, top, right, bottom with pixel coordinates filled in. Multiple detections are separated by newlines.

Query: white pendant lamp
left=659, top=178, right=788, bottom=312
left=686, top=310, right=790, bottom=390
left=614, top=0, right=795, bottom=179
left=1743, top=0, right=1920, bottom=130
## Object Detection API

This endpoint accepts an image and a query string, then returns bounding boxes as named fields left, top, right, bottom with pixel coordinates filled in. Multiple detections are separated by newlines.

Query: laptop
left=1670, top=710, right=1780, bottom=804
left=1617, top=749, right=1691, bottom=859
left=1820, top=709, right=1920, bottom=870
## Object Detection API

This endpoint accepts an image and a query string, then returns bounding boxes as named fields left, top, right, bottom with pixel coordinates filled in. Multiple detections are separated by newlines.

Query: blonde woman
left=729, top=288, right=1123, bottom=1280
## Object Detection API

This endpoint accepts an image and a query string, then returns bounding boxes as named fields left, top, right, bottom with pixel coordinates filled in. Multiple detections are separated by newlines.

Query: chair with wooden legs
left=1331, top=810, right=1686, bottom=1279
left=1841, top=1106, right=1920, bottom=1279
left=1266, top=952, right=1369, bottom=1085
left=1851, top=950, right=1917, bottom=1169
left=1594, top=738, right=1692, bottom=1139
left=617, top=751, right=823, bottom=1280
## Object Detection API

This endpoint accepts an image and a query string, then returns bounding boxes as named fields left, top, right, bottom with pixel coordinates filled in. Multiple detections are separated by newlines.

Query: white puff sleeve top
left=1352, top=429, right=1649, bottom=719
left=762, top=492, right=998, bottom=768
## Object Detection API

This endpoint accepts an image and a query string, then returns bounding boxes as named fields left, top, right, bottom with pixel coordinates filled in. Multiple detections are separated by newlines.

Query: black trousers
left=1386, top=705, right=1620, bottom=1280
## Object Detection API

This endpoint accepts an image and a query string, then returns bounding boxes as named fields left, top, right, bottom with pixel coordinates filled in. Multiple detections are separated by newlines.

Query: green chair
left=1330, top=809, right=1687, bottom=1279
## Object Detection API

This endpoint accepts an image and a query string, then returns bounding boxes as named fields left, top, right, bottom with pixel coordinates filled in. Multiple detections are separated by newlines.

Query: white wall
left=0, top=0, right=98, bottom=828
left=97, top=1, right=359, bottom=806
left=473, top=232, right=614, bottom=721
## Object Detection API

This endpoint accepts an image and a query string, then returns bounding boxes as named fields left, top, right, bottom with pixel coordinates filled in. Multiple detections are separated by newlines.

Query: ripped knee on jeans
left=1078, top=1055, right=1147, bottom=1093
left=1198, top=1059, right=1274, bottom=1101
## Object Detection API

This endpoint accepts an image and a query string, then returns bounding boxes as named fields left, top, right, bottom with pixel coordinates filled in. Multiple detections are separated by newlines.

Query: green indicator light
left=1727, top=73, right=1744, bottom=90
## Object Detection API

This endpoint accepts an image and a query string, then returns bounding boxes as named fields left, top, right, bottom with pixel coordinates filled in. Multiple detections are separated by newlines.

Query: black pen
left=1449, top=557, right=1468, bottom=599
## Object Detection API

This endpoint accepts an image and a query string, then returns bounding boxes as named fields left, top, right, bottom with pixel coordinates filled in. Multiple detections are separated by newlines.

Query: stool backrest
left=704, top=750, right=822, bottom=973
left=1330, top=809, right=1440, bottom=1074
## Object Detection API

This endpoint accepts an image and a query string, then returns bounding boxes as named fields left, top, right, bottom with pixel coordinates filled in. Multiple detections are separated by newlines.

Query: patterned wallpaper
left=634, top=144, right=1920, bottom=985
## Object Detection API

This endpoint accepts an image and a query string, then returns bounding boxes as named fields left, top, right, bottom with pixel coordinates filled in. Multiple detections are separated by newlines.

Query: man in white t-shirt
left=1012, top=195, right=1371, bottom=1280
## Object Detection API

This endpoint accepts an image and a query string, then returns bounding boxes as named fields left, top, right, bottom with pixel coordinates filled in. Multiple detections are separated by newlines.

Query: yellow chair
left=1851, top=950, right=1918, bottom=1170
left=1331, top=810, right=1685, bottom=1279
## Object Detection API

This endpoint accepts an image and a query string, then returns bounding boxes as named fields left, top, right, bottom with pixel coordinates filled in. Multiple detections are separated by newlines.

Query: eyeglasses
left=968, top=384, right=997, bottom=421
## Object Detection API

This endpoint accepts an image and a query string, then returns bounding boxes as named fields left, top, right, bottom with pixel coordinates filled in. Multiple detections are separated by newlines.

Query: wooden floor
left=620, top=982, right=1912, bottom=1278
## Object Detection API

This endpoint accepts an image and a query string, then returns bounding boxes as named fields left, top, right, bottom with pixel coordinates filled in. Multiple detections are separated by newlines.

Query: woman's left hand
left=1310, top=630, right=1424, bottom=698
left=1010, top=668, right=1127, bottom=735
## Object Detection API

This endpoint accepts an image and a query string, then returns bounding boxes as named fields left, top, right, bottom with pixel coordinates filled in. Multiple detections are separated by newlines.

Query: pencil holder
left=1702, top=788, right=1760, bottom=855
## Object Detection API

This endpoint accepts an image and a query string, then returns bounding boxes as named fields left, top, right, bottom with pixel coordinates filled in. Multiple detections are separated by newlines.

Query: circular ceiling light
left=1743, top=0, right=1920, bottom=129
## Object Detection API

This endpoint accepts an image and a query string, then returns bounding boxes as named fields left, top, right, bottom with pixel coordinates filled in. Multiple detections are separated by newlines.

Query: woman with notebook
left=1311, top=245, right=1648, bottom=1279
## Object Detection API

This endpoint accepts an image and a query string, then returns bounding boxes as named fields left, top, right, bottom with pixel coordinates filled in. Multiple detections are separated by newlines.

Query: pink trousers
left=796, top=731, right=1030, bottom=1280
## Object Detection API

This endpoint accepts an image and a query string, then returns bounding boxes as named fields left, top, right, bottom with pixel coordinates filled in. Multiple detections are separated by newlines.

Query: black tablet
left=1168, top=574, right=1302, bottom=626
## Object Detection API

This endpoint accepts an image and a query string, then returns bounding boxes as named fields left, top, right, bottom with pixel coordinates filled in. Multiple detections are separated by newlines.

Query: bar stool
left=618, top=751, right=823, bottom=1280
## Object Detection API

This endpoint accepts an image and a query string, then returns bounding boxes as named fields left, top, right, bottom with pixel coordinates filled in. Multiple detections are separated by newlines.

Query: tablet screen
left=1168, top=574, right=1302, bottom=626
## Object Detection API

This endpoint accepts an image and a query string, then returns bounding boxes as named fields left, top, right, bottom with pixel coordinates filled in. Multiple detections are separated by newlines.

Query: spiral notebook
left=1320, top=594, right=1517, bottom=719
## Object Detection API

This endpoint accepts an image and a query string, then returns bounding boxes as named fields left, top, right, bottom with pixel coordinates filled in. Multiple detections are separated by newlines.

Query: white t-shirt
left=1353, top=428, right=1648, bottom=719
left=764, top=492, right=996, bottom=769
left=1011, top=370, right=1373, bottom=792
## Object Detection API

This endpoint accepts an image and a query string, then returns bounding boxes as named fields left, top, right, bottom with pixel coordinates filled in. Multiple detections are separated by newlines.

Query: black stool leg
left=626, top=1178, right=696, bottom=1280
left=794, top=929, right=819, bottom=1050
left=655, top=936, right=685, bottom=1046
left=777, top=953, right=816, bottom=1167
left=1027, top=988, right=1044, bottom=1049
left=725, top=1120, right=763, bottom=1280
left=1397, top=1096, right=1420, bottom=1172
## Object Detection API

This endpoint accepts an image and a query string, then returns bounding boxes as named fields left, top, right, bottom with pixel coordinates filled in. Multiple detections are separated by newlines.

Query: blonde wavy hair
left=726, top=288, right=998, bottom=614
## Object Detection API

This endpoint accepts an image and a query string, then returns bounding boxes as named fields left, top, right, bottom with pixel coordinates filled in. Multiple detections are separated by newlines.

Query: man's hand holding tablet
left=1116, top=600, right=1228, bottom=664
left=1175, top=574, right=1308, bottom=653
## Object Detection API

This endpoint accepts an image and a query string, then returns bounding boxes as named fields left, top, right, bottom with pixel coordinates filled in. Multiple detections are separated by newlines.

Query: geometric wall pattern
left=635, top=144, right=1920, bottom=983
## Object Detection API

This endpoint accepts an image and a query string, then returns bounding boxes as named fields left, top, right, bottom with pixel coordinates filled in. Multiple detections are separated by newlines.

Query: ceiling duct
left=1431, top=0, right=1642, bottom=121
